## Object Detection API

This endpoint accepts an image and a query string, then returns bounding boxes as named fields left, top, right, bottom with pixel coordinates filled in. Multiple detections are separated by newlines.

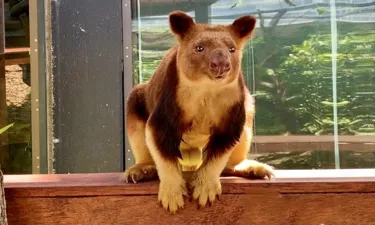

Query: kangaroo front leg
left=190, top=148, right=231, bottom=208
left=145, top=121, right=188, bottom=214
left=190, top=103, right=246, bottom=208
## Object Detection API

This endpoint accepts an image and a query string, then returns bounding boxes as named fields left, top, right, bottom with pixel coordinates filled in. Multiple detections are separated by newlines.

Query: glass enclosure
left=1, top=0, right=374, bottom=174
left=0, top=0, right=31, bottom=174
left=131, top=0, right=375, bottom=169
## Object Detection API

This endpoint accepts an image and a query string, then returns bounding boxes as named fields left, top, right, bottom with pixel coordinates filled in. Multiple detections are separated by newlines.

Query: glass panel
left=131, top=0, right=375, bottom=170
left=336, top=1, right=375, bottom=168
left=0, top=0, right=31, bottom=174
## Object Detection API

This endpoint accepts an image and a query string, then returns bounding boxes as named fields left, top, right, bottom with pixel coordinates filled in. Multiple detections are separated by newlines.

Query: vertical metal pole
left=0, top=0, right=9, bottom=173
left=329, top=0, right=340, bottom=169
left=136, top=0, right=143, bottom=84
left=30, top=0, right=47, bottom=174
left=194, top=3, right=210, bottom=23
left=122, top=0, right=135, bottom=169
left=44, top=0, right=54, bottom=174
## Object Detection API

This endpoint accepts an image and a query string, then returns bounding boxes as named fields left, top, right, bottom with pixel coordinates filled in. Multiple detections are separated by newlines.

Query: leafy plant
left=132, top=13, right=375, bottom=137
left=0, top=123, right=14, bottom=135
left=261, top=31, right=375, bottom=135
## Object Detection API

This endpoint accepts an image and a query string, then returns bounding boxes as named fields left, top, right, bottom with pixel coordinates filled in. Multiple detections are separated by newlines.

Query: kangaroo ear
left=230, top=15, right=256, bottom=40
left=169, top=11, right=195, bottom=40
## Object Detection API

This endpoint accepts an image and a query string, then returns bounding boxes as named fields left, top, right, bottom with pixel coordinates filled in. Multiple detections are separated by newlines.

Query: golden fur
left=124, top=11, right=274, bottom=214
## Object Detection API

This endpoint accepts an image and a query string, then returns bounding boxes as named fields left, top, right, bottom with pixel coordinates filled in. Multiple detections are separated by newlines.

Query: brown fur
left=124, top=11, right=274, bottom=213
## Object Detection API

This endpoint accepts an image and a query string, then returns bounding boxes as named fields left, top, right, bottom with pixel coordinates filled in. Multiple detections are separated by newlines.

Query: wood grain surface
left=0, top=169, right=8, bottom=225
left=4, top=169, right=375, bottom=225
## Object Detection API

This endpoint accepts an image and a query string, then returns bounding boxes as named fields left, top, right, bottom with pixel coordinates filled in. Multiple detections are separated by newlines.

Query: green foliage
left=0, top=122, right=32, bottom=174
left=0, top=123, right=14, bottom=135
left=6, top=122, right=32, bottom=174
left=316, top=8, right=325, bottom=16
left=7, top=123, right=31, bottom=145
left=133, top=22, right=375, bottom=136
left=275, top=32, right=375, bottom=135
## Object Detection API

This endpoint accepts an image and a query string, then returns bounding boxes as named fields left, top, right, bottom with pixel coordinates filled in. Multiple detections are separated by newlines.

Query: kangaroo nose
left=209, top=51, right=231, bottom=76
left=210, top=60, right=231, bottom=75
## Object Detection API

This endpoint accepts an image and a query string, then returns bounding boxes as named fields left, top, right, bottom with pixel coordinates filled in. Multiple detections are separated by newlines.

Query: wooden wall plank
left=4, top=170, right=375, bottom=225
left=6, top=194, right=375, bottom=225
left=0, top=169, right=8, bottom=225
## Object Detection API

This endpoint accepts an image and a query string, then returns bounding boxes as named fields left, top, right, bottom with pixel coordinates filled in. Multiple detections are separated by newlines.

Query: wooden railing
left=4, top=169, right=375, bottom=225
left=4, top=47, right=30, bottom=65
left=252, top=135, right=375, bottom=152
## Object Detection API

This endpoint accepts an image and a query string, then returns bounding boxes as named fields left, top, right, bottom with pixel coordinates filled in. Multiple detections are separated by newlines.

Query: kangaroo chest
left=176, top=82, right=240, bottom=170
left=178, top=92, right=221, bottom=171
left=179, top=88, right=233, bottom=150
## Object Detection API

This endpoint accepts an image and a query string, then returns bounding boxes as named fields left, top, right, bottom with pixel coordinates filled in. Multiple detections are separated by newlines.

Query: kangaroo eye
left=195, top=46, right=204, bottom=52
left=229, top=47, right=236, bottom=53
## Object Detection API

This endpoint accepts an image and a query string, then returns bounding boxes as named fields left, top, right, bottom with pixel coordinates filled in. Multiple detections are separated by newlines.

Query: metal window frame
left=30, top=0, right=135, bottom=173
left=122, top=0, right=135, bottom=169
left=30, top=0, right=48, bottom=174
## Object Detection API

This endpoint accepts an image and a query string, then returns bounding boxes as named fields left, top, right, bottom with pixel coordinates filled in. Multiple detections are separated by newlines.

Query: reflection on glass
left=131, top=0, right=375, bottom=169
left=0, top=0, right=31, bottom=174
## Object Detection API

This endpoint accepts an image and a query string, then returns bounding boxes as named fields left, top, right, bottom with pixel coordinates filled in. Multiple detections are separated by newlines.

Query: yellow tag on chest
left=178, top=148, right=203, bottom=171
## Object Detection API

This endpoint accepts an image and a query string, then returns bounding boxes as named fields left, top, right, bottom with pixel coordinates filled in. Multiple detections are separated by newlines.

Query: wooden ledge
left=4, top=47, right=30, bottom=65
left=4, top=170, right=375, bottom=225
left=5, top=47, right=30, bottom=54
left=4, top=169, right=375, bottom=197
